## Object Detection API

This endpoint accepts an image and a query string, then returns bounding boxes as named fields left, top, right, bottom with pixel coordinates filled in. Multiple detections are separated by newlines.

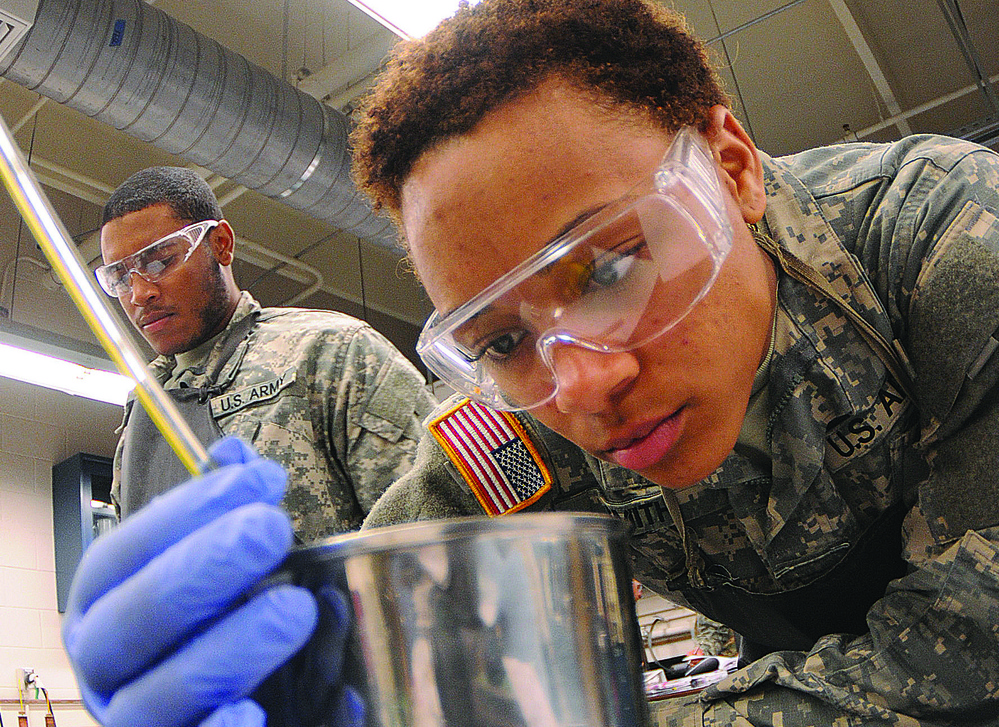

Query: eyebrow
left=549, top=202, right=609, bottom=244
left=443, top=299, right=495, bottom=327
left=437, top=202, right=613, bottom=321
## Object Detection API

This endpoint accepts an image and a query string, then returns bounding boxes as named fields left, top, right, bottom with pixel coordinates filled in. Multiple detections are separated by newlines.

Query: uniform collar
left=152, top=290, right=261, bottom=384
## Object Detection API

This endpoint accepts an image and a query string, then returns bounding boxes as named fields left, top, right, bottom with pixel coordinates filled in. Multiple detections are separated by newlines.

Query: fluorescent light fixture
left=0, top=325, right=134, bottom=405
left=347, top=0, right=482, bottom=38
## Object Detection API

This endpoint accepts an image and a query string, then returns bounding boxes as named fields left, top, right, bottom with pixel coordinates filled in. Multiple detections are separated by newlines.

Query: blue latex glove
left=62, top=437, right=364, bottom=727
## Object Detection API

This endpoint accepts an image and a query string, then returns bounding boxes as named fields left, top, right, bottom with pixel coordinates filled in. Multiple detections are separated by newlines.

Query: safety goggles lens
left=417, top=127, right=732, bottom=411
left=96, top=220, right=219, bottom=296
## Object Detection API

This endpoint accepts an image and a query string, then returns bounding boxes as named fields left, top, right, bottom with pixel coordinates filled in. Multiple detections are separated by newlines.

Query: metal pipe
left=845, top=70, right=999, bottom=141
left=237, top=235, right=325, bottom=307
left=703, top=0, right=812, bottom=46
left=935, top=0, right=999, bottom=115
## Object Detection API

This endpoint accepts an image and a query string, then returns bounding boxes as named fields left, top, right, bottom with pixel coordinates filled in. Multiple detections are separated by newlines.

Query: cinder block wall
left=0, top=376, right=119, bottom=727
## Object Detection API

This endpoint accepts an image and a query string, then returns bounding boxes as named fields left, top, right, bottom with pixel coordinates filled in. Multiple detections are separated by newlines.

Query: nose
left=545, top=341, right=640, bottom=415
left=127, top=271, right=160, bottom=306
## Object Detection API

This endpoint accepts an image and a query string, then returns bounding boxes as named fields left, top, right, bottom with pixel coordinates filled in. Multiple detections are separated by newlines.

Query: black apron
left=679, top=503, right=910, bottom=663
left=118, top=313, right=258, bottom=518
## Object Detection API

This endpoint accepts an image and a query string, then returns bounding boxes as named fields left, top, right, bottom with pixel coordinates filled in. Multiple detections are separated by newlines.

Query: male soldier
left=96, top=166, right=436, bottom=540
left=64, top=2, right=999, bottom=726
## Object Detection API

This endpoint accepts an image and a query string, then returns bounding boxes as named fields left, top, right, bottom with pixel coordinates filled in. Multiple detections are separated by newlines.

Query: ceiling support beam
left=11, top=95, right=47, bottom=134
left=827, top=0, right=911, bottom=137
left=935, top=0, right=999, bottom=115
left=847, top=70, right=999, bottom=141
left=217, top=185, right=249, bottom=208
left=704, top=0, right=812, bottom=45
left=295, top=32, right=395, bottom=105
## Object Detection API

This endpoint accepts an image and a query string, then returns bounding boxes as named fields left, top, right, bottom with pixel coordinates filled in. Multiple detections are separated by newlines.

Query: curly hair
left=351, top=0, right=728, bottom=221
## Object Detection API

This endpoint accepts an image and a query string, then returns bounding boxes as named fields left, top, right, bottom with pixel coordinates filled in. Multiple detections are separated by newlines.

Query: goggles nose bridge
left=128, top=264, right=158, bottom=285
left=518, top=296, right=569, bottom=336
left=535, top=329, right=615, bottom=377
left=120, top=256, right=144, bottom=278
left=115, top=256, right=161, bottom=296
left=535, top=331, right=633, bottom=408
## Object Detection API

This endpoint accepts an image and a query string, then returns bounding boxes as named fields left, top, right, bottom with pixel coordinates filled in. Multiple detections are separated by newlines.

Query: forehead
left=100, top=203, right=186, bottom=263
left=400, top=83, right=669, bottom=314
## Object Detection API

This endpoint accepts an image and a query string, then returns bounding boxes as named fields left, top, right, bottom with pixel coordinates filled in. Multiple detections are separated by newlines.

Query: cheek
left=173, top=268, right=207, bottom=304
left=640, top=322, right=701, bottom=371
left=530, top=404, right=567, bottom=430
left=633, top=317, right=742, bottom=411
left=118, top=296, right=139, bottom=318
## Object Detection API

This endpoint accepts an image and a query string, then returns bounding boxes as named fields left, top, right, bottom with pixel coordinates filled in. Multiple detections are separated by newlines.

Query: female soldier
left=64, top=1, right=999, bottom=725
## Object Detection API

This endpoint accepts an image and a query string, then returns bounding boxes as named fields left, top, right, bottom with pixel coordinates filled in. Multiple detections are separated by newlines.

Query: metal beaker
left=260, top=513, right=647, bottom=727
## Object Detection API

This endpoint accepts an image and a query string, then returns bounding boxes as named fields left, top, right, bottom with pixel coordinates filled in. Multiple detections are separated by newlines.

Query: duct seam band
left=279, top=150, right=322, bottom=199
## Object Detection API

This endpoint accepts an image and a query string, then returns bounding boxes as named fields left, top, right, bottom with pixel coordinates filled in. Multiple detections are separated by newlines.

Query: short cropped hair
left=103, top=166, right=223, bottom=226
left=351, top=0, right=728, bottom=220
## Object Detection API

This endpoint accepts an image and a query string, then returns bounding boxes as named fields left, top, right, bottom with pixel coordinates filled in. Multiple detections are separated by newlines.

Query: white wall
left=636, top=592, right=696, bottom=663
left=0, top=375, right=120, bottom=727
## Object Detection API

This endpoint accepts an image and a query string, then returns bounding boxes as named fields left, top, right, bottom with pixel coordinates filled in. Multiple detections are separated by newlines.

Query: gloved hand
left=62, top=437, right=364, bottom=727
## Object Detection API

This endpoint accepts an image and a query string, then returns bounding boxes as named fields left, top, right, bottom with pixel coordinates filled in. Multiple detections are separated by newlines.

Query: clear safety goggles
left=416, top=127, right=734, bottom=411
left=95, top=219, right=220, bottom=297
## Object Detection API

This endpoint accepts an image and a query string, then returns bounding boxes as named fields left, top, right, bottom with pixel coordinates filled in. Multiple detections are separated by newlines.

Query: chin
left=149, top=338, right=183, bottom=356
left=639, top=442, right=730, bottom=490
left=641, top=468, right=701, bottom=490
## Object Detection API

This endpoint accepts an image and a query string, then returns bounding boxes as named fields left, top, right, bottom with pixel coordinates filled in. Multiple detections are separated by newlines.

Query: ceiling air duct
left=0, top=0, right=399, bottom=248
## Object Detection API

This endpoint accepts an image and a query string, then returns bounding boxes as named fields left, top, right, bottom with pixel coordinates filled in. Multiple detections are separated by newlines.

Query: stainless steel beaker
left=260, top=513, right=647, bottom=727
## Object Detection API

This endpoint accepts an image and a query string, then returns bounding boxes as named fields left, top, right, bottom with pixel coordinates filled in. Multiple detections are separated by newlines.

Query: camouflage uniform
left=113, top=292, right=437, bottom=542
left=366, top=135, right=999, bottom=724
left=693, top=614, right=738, bottom=658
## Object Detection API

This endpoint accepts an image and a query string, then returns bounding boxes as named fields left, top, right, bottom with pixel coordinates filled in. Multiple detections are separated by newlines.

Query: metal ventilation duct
left=0, top=0, right=399, bottom=248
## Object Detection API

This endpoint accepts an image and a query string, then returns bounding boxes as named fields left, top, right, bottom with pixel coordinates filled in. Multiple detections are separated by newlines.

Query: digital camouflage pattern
left=693, top=614, right=738, bottom=657
left=366, top=135, right=999, bottom=724
left=113, top=292, right=437, bottom=542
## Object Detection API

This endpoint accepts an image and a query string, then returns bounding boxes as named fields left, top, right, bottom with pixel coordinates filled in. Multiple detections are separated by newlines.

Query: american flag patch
left=429, top=398, right=552, bottom=516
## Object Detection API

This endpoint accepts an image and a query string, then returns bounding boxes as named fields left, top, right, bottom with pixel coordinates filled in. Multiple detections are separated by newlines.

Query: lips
left=138, top=310, right=172, bottom=333
left=602, top=408, right=684, bottom=472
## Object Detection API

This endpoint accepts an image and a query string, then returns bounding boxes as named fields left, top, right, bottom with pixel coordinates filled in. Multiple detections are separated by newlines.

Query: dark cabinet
left=52, top=453, right=114, bottom=613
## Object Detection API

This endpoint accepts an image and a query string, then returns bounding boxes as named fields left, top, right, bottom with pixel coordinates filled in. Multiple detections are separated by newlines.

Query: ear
left=703, top=105, right=766, bottom=224
left=209, top=220, right=236, bottom=266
